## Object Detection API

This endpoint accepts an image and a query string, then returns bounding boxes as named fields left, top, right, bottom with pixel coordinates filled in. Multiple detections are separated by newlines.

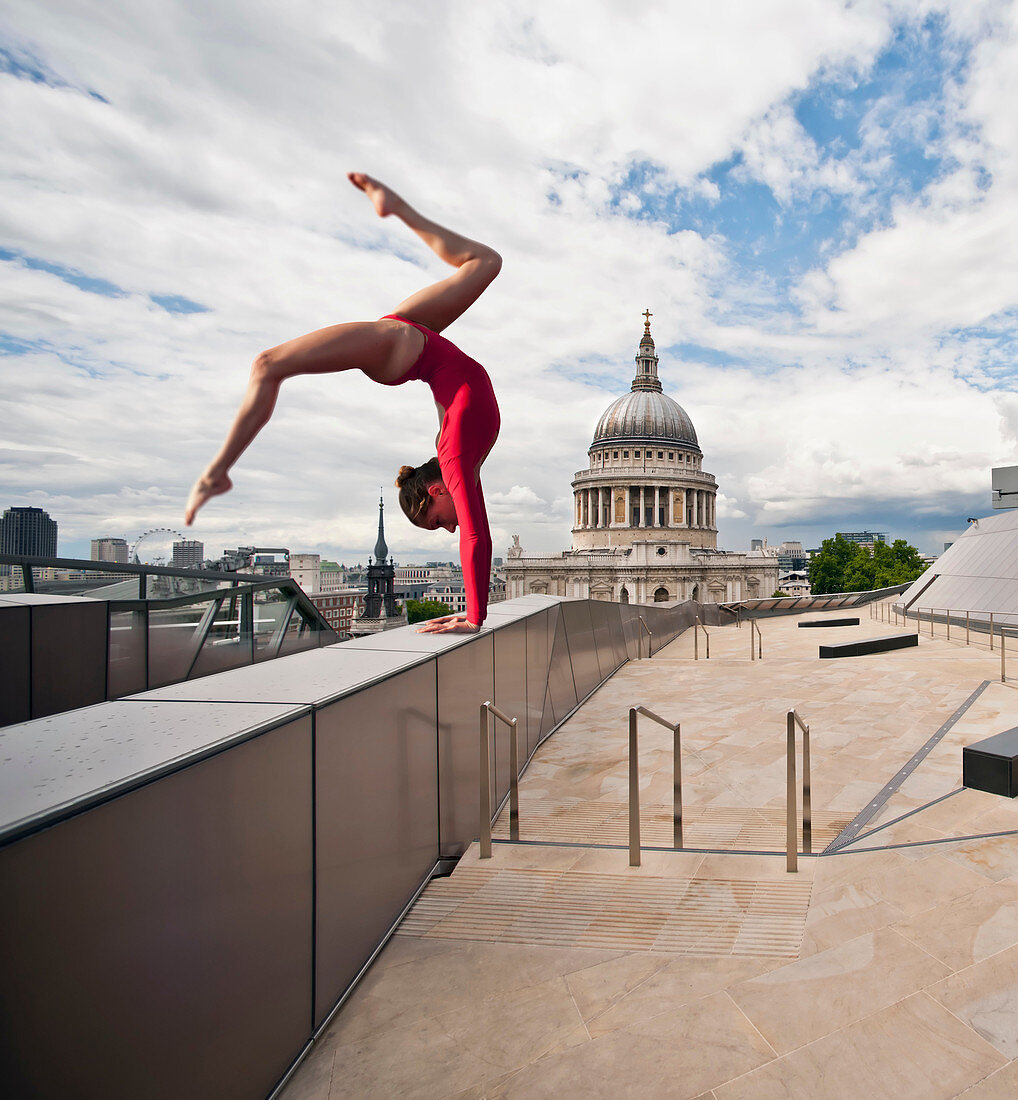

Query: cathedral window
left=623, top=451, right=628, bottom=458
left=613, top=451, right=619, bottom=459
left=634, top=450, right=640, bottom=458
left=658, top=451, right=663, bottom=458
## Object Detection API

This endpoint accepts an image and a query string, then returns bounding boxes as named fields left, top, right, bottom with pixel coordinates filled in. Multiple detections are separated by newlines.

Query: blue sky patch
left=150, top=294, right=209, bottom=315
left=0, top=249, right=127, bottom=297
left=0, top=42, right=108, bottom=102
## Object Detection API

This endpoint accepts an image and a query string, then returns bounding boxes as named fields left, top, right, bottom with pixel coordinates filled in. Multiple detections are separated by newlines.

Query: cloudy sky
left=3, top=0, right=1018, bottom=565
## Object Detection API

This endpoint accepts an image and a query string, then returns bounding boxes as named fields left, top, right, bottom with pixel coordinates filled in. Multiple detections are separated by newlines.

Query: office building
left=1, top=506, right=57, bottom=557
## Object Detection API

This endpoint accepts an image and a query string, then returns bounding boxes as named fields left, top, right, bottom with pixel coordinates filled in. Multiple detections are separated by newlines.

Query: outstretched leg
left=348, top=172, right=501, bottom=333
left=184, top=319, right=413, bottom=525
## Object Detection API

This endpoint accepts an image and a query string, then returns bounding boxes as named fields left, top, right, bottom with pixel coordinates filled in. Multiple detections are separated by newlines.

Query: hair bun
left=395, top=464, right=416, bottom=488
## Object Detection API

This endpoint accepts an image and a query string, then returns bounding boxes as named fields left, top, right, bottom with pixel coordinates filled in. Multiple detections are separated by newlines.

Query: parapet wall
left=0, top=595, right=722, bottom=1099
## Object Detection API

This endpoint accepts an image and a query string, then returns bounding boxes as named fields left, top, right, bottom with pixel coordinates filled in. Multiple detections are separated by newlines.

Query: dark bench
left=964, top=729, right=1018, bottom=797
left=798, top=617, right=860, bottom=628
left=818, top=632, right=918, bottom=658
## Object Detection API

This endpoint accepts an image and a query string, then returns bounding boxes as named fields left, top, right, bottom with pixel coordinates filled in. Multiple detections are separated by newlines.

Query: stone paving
left=282, top=606, right=1018, bottom=1099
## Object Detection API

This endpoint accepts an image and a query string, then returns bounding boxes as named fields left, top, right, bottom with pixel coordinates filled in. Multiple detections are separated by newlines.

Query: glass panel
left=189, top=595, right=252, bottom=679
left=253, top=588, right=293, bottom=657
left=0, top=564, right=27, bottom=594
left=108, top=609, right=148, bottom=697
left=148, top=602, right=212, bottom=689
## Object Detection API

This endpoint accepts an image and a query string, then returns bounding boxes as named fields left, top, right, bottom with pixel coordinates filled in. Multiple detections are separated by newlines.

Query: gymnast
left=184, top=173, right=501, bottom=634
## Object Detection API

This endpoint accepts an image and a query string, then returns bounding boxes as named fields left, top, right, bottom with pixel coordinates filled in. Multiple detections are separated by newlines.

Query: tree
left=809, top=535, right=927, bottom=595
left=406, top=598, right=452, bottom=624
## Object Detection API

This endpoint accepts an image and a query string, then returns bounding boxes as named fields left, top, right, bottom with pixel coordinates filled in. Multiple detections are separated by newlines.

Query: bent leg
left=349, top=173, right=501, bottom=334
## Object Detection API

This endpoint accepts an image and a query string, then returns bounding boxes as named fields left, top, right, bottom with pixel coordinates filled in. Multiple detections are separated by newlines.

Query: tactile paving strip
left=397, top=866, right=812, bottom=957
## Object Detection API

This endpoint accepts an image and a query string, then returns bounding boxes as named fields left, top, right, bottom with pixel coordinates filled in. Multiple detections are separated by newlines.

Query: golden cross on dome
left=642, top=308, right=652, bottom=332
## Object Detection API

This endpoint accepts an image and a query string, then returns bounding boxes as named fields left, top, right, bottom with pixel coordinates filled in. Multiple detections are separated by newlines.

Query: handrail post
left=673, top=720, right=683, bottom=849
left=966, top=610, right=970, bottom=645
left=480, top=703, right=492, bottom=859
left=990, top=612, right=995, bottom=651
left=786, top=712, right=797, bottom=873
left=929, top=608, right=934, bottom=638
left=785, top=709, right=812, bottom=870
left=509, top=715, right=520, bottom=841
left=629, top=708, right=641, bottom=867
left=802, top=721, right=811, bottom=854
left=1002, top=629, right=1006, bottom=685
left=694, top=619, right=699, bottom=661
left=479, top=702, right=521, bottom=857
left=947, top=610, right=951, bottom=641
left=750, top=619, right=755, bottom=661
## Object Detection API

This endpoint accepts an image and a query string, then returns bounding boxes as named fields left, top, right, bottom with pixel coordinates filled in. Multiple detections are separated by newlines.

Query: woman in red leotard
left=184, top=173, right=502, bottom=634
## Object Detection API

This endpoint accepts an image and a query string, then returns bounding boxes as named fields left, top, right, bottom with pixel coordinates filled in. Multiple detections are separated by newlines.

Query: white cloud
left=1, top=0, right=1016, bottom=566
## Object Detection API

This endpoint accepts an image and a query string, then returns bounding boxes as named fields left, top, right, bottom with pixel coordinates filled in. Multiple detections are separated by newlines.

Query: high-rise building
left=837, top=530, right=887, bottom=549
left=172, top=539, right=204, bottom=569
left=1, top=506, right=57, bottom=557
left=91, top=537, right=130, bottom=563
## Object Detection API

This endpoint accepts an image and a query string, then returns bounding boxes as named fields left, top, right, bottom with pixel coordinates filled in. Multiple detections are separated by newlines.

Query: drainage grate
left=398, top=866, right=812, bottom=958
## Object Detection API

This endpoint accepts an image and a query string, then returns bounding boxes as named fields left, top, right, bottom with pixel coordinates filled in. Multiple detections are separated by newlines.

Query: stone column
left=639, top=486, right=645, bottom=526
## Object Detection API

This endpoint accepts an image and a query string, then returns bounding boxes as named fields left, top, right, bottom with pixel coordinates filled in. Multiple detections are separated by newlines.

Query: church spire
left=632, top=309, right=662, bottom=393
left=373, top=491, right=388, bottom=563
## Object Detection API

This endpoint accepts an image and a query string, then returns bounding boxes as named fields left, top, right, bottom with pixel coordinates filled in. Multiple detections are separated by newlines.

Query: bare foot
left=348, top=172, right=404, bottom=218
left=184, top=471, right=232, bottom=526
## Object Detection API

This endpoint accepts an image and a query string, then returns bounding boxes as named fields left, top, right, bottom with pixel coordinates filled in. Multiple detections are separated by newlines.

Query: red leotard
left=380, top=314, right=500, bottom=626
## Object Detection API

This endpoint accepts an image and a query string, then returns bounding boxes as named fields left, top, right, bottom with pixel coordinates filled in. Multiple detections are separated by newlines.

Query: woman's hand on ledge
left=416, top=614, right=481, bottom=635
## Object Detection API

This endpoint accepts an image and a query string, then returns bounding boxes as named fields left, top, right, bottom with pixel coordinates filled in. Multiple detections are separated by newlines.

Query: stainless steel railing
left=637, top=616, right=653, bottom=659
left=628, top=705, right=682, bottom=867
left=479, top=701, right=520, bottom=859
left=749, top=619, right=762, bottom=660
left=694, top=617, right=710, bottom=660
left=785, top=709, right=812, bottom=873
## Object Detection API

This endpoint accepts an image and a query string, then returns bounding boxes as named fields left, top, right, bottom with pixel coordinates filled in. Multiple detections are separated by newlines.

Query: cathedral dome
left=591, top=314, right=700, bottom=452
left=592, top=390, right=699, bottom=449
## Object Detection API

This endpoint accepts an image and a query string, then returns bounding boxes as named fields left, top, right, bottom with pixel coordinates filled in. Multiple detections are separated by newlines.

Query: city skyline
left=3, top=3, right=1018, bottom=561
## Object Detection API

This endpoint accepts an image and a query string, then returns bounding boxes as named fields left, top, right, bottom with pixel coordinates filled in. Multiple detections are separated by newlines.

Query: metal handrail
left=749, top=619, right=762, bottom=660
left=637, top=616, right=653, bottom=659
left=628, top=705, right=682, bottom=866
left=786, top=709, right=812, bottom=873
left=694, top=617, right=710, bottom=660
left=913, top=607, right=1018, bottom=653
left=479, top=701, right=520, bottom=859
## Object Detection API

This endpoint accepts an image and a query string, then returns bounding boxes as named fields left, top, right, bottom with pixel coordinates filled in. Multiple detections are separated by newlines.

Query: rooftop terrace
left=281, top=604, right=1018, bottom=1099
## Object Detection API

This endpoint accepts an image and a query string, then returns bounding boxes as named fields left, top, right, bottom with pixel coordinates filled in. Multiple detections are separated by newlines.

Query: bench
left=818, top=633, right=918, bottom=659
left=964, top=728, right=1018, bottom=798
left=798, top=618, right=860, bottom=628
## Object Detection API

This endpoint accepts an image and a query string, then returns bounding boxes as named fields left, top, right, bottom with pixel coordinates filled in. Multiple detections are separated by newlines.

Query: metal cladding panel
left=437, top=634, right=495, bottom=856
left=0, top=715, right=313, bottom=1100
left=526, top=610, right=552, bottom=753
left=605, top=603, right=629, bottom=670
left=30, top=602, right=107, bottom=719
left=493, top=619, right=528, bottom=799
left=0, top=604, right=30, bottom=727
left=561, top=600, right=600, bottom=700
left=314, top=663, right=438, bottom=1026
left=134, top=645, right=430, bottom=706
left=619, top=604, right=643, bottom=660
left=546, top=608, right=578, bottom=728
left=587, top=599, right=620, bottom=681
